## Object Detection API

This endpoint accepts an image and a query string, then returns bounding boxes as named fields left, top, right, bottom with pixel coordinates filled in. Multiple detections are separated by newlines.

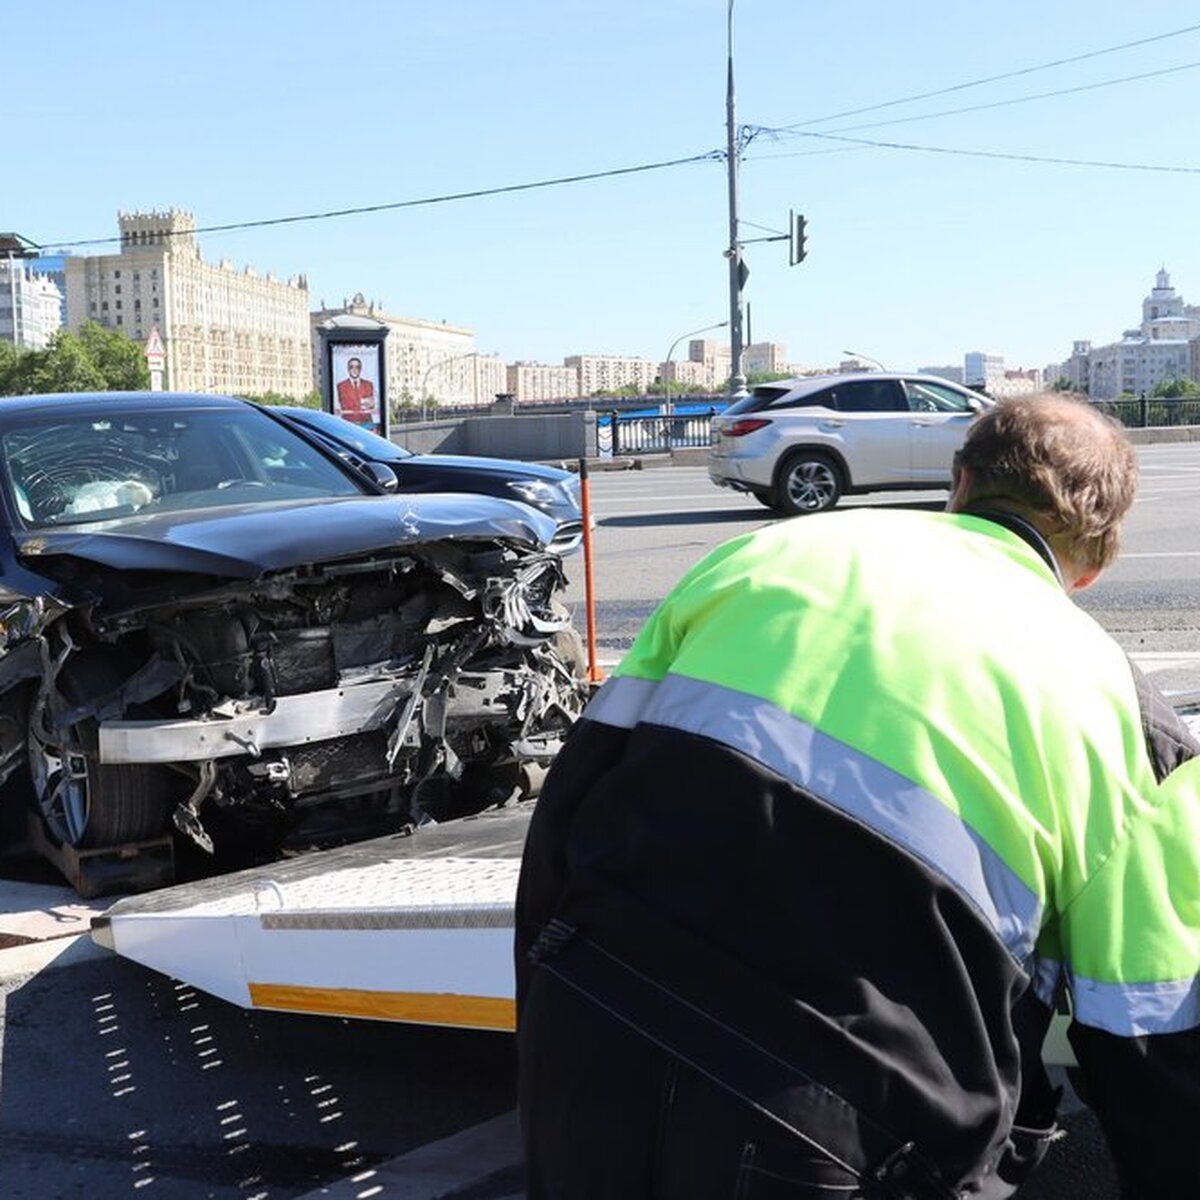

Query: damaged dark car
left=0, top=392, right=588, bottom=894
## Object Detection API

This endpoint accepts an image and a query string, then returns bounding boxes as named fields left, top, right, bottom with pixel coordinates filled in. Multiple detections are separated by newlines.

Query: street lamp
left=663, top=320, right=729, bottom=417
left=842, top=349, right=888, bottom=372
left=419, top=350, right=479, bottom=421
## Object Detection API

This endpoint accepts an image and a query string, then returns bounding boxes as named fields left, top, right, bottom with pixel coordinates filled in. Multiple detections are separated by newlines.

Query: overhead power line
left=45, top=151, right=723, bottom=250
left=751, top=130, right=1200, bottom=174
left=777, top=21, right=1200, bottom=130
left=814, top=60, right=1200, bottom=135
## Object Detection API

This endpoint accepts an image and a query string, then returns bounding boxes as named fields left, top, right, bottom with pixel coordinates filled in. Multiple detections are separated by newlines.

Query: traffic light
left=790, top=211, right=808, bottom=266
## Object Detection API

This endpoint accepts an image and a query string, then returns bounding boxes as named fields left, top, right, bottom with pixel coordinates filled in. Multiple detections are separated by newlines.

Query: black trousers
left=518, top=966, right=863, bottom=1199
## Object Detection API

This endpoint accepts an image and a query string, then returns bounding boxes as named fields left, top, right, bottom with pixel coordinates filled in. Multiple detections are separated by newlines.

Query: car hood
left=15, top=493, right=557, bottom=580
left=410, top=455, right=574, bottom=485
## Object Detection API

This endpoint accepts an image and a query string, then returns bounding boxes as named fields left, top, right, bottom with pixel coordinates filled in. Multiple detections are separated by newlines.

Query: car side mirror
left=361, top=461, right=399, bottom=492
left=965, top=396, right=984, bottom=414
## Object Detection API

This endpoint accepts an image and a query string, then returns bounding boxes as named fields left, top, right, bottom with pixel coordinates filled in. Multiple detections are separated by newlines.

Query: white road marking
left=292, top=1109, right=521, bottom=1200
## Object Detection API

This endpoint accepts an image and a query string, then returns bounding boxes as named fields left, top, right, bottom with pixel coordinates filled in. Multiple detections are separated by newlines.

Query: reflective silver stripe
left=1068, top=971, right=1200, bottom=1036
left=641, top=673, right=1043, bottom=963
left=583, top=674, right=660, bottom=729
left=1030, top=956, right=1064, bottom=1008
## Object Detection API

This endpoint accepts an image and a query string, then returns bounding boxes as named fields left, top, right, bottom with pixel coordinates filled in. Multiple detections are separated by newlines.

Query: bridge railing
left=598, top=408, right=718, bottom=456
left=1091, top=396, right=1200, bottom=428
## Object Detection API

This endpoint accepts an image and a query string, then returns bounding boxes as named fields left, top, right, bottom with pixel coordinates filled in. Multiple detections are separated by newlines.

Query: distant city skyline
left=7, top=2, right=1200, bottom=378
left=15, top=219, right=1196, bottom=408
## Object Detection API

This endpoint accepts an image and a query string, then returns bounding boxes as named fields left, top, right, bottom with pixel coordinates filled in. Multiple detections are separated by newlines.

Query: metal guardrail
left=1091, top=396, right=1200, bottom=428
left=601, top=409, right=718, bottom=456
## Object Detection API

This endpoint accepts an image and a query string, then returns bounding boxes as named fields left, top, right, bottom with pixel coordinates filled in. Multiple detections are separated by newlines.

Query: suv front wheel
left=773, top=451, right=842, bottom=516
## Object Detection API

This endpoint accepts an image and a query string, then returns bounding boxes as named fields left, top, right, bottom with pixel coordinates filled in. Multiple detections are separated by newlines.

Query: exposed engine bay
left=2, top=538, right=586, bottom=882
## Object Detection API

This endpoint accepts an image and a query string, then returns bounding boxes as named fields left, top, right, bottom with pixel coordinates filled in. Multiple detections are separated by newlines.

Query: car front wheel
left=29, top=717, right=169, bottom=849
left=774, top=452, right=842, bottom=515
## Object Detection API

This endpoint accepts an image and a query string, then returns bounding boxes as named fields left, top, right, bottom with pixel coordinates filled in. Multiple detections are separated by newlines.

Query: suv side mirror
left=965, top=396, right=984, bottom=414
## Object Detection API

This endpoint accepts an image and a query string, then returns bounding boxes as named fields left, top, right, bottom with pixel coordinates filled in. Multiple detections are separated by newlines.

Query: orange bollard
left=578, top=458, right=605, bottom=685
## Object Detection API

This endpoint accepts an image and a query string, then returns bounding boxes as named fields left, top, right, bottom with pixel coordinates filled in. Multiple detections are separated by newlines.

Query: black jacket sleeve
left=514, top=718, right=629, bottom=1008
left=1068, top=1023, right=1200, bottom=1195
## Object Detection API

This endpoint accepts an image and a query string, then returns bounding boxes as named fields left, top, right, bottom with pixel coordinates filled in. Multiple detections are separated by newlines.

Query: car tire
left=30, top=717, right=170, bottom=850
left=773, top=451, right=842, bottom=516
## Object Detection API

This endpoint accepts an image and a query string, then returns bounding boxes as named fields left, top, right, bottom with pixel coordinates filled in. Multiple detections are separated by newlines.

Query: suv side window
left=905, top=380, right=976, bottom=413
left=771, top=388, right=831, bottom=411
left=828, top=380, right=906, bottom=412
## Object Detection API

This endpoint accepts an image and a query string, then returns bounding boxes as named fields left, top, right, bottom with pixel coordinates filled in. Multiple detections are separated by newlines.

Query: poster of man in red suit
left=331, top=346, right=381, bottom=429
left=336, top=358, right=375, bottom=424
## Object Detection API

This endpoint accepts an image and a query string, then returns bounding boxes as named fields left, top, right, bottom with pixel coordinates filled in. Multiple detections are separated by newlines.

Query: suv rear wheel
left=774, top=451, right=842, bottom=515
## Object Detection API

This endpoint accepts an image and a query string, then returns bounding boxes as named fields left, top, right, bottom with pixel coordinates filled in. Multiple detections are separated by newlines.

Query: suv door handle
left=818, top=420, right=845, bottom=430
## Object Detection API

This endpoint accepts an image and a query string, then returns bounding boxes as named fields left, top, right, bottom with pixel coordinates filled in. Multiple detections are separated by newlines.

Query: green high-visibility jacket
left=517, top=507, right=1200, bottom=1196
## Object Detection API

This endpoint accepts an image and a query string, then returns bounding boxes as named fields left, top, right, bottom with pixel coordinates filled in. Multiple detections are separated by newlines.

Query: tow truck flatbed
left=91, top=803, right=534, bottom=1031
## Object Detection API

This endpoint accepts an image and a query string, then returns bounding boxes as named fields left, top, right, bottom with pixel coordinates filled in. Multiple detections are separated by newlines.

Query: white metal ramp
left=91, top=804, right=533, bottom=1031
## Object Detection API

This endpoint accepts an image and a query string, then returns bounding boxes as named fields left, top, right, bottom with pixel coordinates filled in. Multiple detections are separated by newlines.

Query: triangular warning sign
left=145, top=326, right=166, bottom=358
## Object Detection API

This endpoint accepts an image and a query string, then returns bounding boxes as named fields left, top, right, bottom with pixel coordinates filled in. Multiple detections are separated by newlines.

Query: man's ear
left=1069, top=568, right=1101, bottom=592
left=946, top=464, right=971, bottom=513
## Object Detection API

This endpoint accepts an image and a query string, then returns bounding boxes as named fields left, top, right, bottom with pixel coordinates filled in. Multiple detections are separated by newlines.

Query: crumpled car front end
left=3, top=494, right=587, bottom=889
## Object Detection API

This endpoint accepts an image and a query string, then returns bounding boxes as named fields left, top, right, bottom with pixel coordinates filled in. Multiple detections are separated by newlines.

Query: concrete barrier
left=392, top=411, right=598, bottom=460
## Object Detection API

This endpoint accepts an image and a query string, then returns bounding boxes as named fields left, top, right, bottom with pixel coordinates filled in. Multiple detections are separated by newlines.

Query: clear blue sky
left=11, top=1, right=1200, bottom=374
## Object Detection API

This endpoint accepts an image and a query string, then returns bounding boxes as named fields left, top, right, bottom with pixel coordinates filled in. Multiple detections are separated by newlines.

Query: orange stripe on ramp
left=249, top=983, right=516, bottom=1030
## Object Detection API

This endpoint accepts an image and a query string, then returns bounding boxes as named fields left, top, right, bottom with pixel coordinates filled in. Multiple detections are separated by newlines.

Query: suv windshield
left=3, top=406, right=365, bottom=529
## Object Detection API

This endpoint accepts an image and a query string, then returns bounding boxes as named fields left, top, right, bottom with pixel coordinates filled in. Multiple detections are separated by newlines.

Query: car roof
left=758, top=372, right=970, bottom=396
left=0, top=391, right=251, bottom=417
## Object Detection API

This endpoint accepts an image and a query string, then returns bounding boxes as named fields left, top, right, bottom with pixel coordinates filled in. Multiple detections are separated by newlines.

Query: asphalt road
left=5, top=445, right=1200, bottom=1198
left=567, top=445, right=1200, bottom=694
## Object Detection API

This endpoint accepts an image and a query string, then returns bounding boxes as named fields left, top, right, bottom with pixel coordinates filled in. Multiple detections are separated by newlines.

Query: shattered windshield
left=2, top=406, right=365, bottom=529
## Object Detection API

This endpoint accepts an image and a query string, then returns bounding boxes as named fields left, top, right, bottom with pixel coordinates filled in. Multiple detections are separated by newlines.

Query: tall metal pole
left=725, top=0, right=746, bottom=400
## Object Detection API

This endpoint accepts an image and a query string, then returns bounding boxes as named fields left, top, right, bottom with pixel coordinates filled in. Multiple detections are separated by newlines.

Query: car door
left=903, top=379, right=980, bottom=483
left=808, top=379, right=912, bottom=485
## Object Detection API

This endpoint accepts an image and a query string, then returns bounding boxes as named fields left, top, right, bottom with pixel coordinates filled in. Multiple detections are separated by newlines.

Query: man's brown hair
left=953, top=394, right=1138, bottom=572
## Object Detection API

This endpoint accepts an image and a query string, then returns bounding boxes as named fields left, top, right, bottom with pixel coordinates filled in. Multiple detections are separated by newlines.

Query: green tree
left=1151, top=378, right=1200, bottom=399
left=5, top=334, right=106, bottom=394
left=76, top=321, right=150, bottom=390
left=0, top=322, right=150, bottom=395
left=0, top=340, right=20, bottom=394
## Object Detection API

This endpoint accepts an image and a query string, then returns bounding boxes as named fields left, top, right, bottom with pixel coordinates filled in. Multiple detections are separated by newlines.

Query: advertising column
left=314, top=314, right=390, bottom=437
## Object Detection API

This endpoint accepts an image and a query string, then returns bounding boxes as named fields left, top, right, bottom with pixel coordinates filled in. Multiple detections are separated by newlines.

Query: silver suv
left=708, top=373, right=991, bottom=515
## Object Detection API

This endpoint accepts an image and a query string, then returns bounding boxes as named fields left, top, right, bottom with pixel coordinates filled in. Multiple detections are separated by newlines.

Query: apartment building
left=564, top=353, right=657, bottom=395
left=659, top=358, right=714, bottom=389
left=311, top=294, right=497, bottom=407
left=742, top=341, right=789, bottom=376
left=964, top=351, right=1005, bottom=389
left=506, top=361, right=581, bottom=403
left=65, top=210, right=312, bottom=396
left=1078, top=270, right=1196, bottom=399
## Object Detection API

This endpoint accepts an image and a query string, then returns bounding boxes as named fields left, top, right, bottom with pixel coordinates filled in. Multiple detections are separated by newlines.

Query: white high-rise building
left=66, top=210, right=312, bottom=397
left=964, top=352, right=1004, bottom=388
left=1083, top=269, right=1194, bottom=399
left=0, top=254, right=63, bottom=350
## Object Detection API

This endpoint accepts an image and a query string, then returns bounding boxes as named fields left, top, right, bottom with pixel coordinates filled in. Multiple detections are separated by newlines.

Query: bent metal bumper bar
left=98, top=677, right=412, bottom=765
